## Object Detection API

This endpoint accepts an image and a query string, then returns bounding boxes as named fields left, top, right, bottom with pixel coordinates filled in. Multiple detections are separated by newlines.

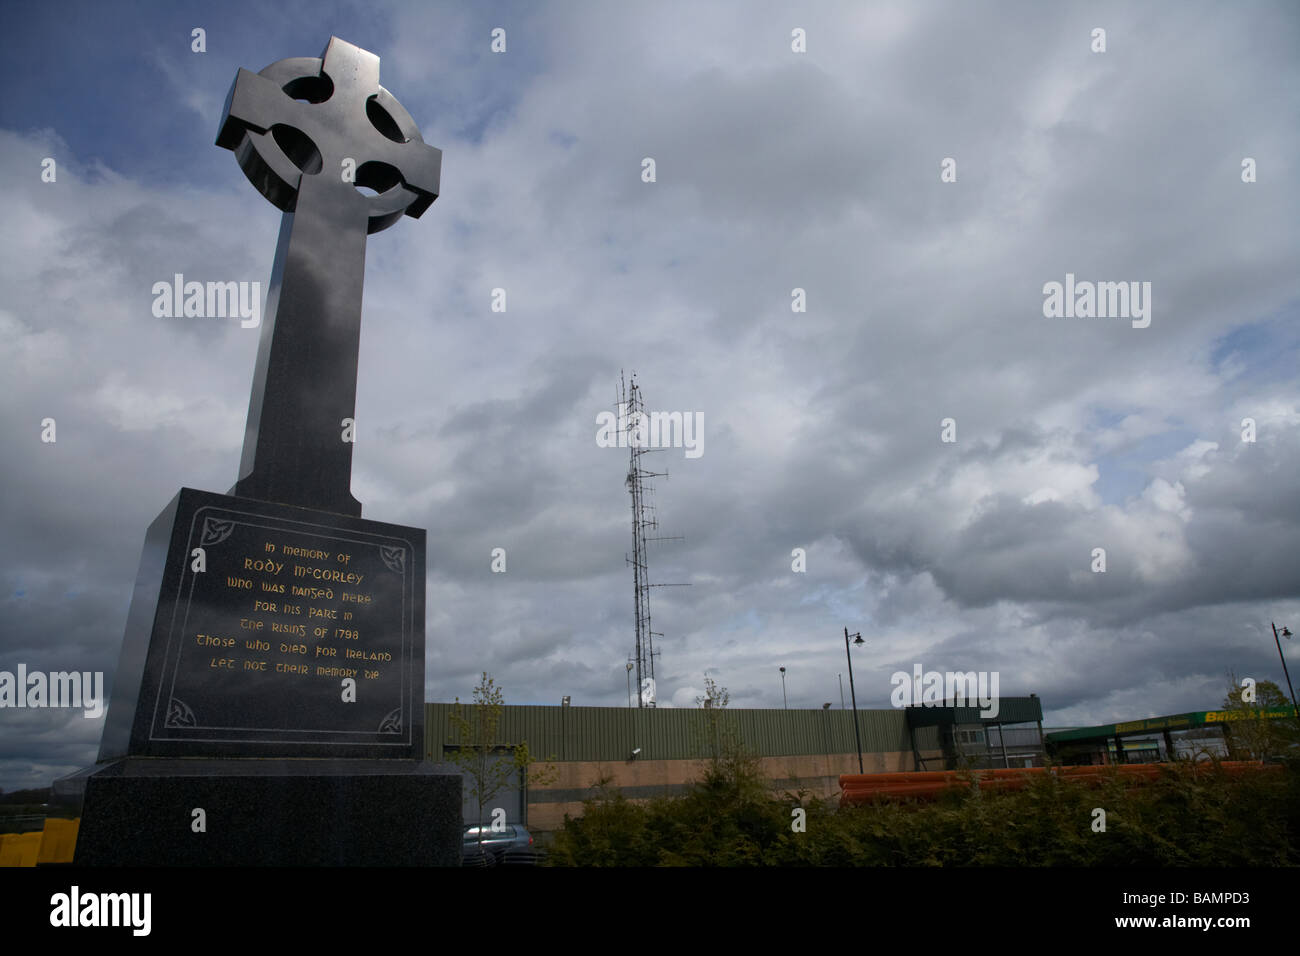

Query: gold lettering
left=315, top=666, right=358, bottom=678
left=242, top=558, right=284, bottom=574
left=292, top=565, right=364, bottom=585
left=281, top=546, right=331, bottom=559
left=196, top=633, right=235, bottom=647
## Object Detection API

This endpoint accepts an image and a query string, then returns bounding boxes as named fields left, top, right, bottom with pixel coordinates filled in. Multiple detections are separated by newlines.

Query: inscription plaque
left=99, top=488, right=425, bottom=760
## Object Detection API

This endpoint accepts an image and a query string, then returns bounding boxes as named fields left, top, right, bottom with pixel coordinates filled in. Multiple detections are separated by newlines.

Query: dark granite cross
left=217, top=37, right=441, bottom=516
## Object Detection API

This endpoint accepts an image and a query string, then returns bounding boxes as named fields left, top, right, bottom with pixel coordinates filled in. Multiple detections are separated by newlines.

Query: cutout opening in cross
left=270, top=125, right=322, bottom=174
left=354, top=160, right=402, bottom=197
left=366, top=95, right=408, bottom=144
left=282, top=74, right=333, bottom=104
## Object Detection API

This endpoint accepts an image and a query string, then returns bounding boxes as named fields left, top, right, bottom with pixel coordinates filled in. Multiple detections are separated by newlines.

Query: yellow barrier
left=0, top=832, right=42, bottom=867
left=37, top=818, right=80, bottom=864
left=0, top=818, right=81, bottom=866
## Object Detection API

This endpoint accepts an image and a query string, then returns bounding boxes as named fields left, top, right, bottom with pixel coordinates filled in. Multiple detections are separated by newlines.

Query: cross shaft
left=216, top=37, right=441, bottom=515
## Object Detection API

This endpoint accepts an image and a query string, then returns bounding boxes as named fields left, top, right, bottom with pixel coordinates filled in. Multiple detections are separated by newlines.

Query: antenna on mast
left=619, top=371, right=688, bottom=708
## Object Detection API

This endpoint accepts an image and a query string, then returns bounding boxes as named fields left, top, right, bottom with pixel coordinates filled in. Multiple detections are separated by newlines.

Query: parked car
left=461, top=824, right=537, bottom=866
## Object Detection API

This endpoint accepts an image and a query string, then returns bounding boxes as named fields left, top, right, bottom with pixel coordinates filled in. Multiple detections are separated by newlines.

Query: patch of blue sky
left=1, top=0, right=547, bottom=184
left=1209, top=308, right=1299, bottom=385
left=1086, top=406, right=1133, bottom=431
left=1092, top=427, right=1199, bottom=505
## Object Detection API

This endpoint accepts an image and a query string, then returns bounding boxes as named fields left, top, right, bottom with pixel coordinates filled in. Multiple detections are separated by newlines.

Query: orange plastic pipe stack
left=837, top=761, right=1280, bottom=806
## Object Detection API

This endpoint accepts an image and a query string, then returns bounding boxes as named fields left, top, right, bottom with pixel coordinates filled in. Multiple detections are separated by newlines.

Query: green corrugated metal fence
left=427, top=703, right=921, bottom=762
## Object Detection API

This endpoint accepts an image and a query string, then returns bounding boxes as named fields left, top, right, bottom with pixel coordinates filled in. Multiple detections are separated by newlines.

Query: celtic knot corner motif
left=165, top=697, right=197, bottom=728
left=379, top=545, right=406, bottom=574
left=200, top=517, right=236, bottom=547
left=379, top=708, right=402, bottom=733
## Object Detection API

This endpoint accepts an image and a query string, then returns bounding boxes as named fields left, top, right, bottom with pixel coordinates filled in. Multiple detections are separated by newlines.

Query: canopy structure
left=1045, top=707, right=1295, bottom=764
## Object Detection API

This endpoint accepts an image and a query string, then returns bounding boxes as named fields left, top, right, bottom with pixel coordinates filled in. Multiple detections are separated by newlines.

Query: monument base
left=66, top=759, right=461, bottom=866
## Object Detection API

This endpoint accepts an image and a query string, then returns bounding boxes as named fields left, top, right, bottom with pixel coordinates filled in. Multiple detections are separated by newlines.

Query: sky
left=0, top=0, right=1297, bottom=791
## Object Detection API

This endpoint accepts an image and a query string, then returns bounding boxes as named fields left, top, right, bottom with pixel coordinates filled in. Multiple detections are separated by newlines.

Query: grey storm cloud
left=0, top=0, right=1297, bottom=789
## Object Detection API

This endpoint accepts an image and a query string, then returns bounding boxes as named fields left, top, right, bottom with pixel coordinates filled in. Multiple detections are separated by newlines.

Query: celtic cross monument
left=66, top=38, right=459, bottom=867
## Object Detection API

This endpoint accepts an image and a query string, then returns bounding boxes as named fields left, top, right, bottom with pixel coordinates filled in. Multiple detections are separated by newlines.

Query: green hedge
left=546, top=759, right=1299, bottom=867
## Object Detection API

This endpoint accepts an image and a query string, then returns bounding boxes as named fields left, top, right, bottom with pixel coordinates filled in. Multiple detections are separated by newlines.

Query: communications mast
left=619, top=372, right=686, bottom=707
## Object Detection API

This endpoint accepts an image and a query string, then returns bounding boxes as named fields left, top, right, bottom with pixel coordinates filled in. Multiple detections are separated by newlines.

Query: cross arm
left=217, top=67, right=293, bottom=148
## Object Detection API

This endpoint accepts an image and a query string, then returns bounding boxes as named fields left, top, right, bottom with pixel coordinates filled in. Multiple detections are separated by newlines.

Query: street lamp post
left=780, top=666, right=788, bottom=709
left=1272, top=622, right=1298, bottom=719
left=844, top=627, right=865, bottom=774
left=561, top=696, right=570, bottom=761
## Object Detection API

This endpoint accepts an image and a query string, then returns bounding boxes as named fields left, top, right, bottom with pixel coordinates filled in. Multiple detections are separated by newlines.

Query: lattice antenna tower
left=619, top=371, right=687, bottom=708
